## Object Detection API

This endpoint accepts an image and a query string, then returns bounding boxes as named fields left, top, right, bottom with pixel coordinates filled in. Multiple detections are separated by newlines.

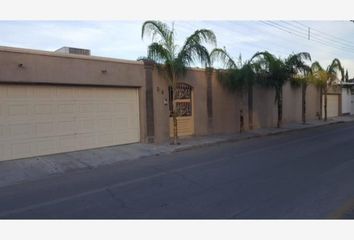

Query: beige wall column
left=143, top=61, right=155, bottom=143
left=207, top=69, right=213, bottom=132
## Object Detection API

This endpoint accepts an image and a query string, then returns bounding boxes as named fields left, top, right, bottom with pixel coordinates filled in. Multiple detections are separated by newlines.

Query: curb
left=172, top=120, right=349, bottom=153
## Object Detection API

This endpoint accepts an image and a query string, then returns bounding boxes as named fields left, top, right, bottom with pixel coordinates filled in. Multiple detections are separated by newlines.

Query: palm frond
left=141, top=20, right=172, bottom=43
left=250, top=51, right=276, bottom=65
left=210, top=48, right=237, bottom=69
left=327, top=58, right=344, bottom=81
left=146, top=42, right=171, bottom=64
left=311, top=61, right=324, bottom=72
left=312, top=71, right=327, bottom=88
left=178, top=43, right=211, bottom=68
left=181, top=29, right=216, bottom=55
left=285, top=52, right=312, bottom=87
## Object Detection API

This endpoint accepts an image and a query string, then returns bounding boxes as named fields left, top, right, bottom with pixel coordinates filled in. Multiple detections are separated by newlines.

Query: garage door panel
left=95, top=133, right=115, bottom=147
left=58, top=136, right=77, bottom=152
left=56, top=87, right=75, bottom=98
left=79, top=102, right=96, bottom=114
left=77, top=118, right=95, bottom=133
left=0, top=143, right=10, bottom=160
left=9, top=123, right=34, bottom=139
left=33, top=86, right=56, bottom=98
left=11, top=141, right=35, bottom=159
left=35, top=139, right=58, bottom=155
left=97, top=102, right=113, bottom=113
left=34, top=104, right=54, bottom=115
left=0, top=84, right=140, bottom=161
left=6, top=85, right=29, bottom=98
left=35, top=122, right=54, bottom=137
left=56, top=120, right=76, bottom=135
left=0, top=125, right=4, bottom=137
left=76, top=133, right=96, bottom=149
left=117, top=131, right=139, bottom=144
left=8, top=103, right=29, bottom=116
left=57, top=103, right=76, bottom=114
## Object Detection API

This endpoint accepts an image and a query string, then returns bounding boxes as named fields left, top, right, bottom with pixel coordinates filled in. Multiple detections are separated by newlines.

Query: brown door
left=169, top=83, right=194, bottom=137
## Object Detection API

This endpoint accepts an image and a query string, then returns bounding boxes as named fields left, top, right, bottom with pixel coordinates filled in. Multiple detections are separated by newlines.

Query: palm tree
left=250, top=51, right=290, bottom=128
left=345, top=69, right=349, bottom=82
left=286, top=52, right=312, bottom=124
left=140, top=21, right=216, bottom=144
left=210, top=48, right=256, bottom=130
left=310, top=63, right=327, bottom=120
left=310, top=59, right=344, bottom=121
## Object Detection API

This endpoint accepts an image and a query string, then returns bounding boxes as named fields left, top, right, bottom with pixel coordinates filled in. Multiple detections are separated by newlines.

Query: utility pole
left=308, top=27, right=310, bottom=40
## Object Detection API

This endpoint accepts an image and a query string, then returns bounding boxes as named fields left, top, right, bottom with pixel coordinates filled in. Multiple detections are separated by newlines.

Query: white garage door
left=0, top=84, right=140, bottom=161
left=322, top=94, right=339, bottom=118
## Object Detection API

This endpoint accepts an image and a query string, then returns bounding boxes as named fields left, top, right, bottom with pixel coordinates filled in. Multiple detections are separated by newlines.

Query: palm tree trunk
left=172, top=105, right=178, bottom=144
left=319, top=87, right=323, bottom=120
left=248, top=85, right=253, bottom=130
left=239, top=89, right=244, bottom=133
left=277, top=88, right=283, bottom=128
left=172, top=77, right=178, bottom=145
left=324, top=87, right=328, bottom=121
left=302, top=83, right=307, bottom=124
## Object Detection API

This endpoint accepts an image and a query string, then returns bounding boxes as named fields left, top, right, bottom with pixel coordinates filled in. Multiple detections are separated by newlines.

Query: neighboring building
left=55, top=46, right=91, bottom=56
left=339, top=81, right=354, bottom=115
left=0, top=46, right=322, bottom=162
left=324, top=85, right=342, bottom=118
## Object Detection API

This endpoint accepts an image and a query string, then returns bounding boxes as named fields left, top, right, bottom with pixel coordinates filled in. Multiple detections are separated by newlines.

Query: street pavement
left=0, top=121, right=354, bottom=219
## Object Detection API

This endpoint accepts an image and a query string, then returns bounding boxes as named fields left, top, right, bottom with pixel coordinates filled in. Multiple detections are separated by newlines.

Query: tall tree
left=210, top=48, right=257, bottom=130
left=250, top=51, right=290, bottom=128
left=140, top=21, right=216, bottom=144
left=286, top=52, right=312, bottom=124
left=311, top=59, right=344, bottom=121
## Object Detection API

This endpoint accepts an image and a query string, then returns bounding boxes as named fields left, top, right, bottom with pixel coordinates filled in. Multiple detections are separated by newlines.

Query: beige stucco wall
left=282, top=82, right=321, bottom=123
left=306, top=84, right=321, bottom=121
left=152, top=67, right=322, bottom=142
left=152, top=68, right=170, bottom=143
left=282, top=81, right=302, bottom=123
left=252, top=86, right=277, bottom=128
left=152, top=68, right=210, bottom=143
left=0, top=46, right=144, bottom=87
left=211, top=72, right=241, bottom=134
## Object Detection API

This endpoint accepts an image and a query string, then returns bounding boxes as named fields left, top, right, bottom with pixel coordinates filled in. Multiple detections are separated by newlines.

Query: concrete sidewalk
left=0, top=115, right=353, bottom=188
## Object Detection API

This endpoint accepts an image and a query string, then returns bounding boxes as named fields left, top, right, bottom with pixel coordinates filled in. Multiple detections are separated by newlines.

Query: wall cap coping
left=0, top=45, right=220, bottom=73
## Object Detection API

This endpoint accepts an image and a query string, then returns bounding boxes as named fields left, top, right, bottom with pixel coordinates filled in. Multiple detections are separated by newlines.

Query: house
left=339, top=79, right=354, bottom=115
left=0, top=46, right=322, bottom=162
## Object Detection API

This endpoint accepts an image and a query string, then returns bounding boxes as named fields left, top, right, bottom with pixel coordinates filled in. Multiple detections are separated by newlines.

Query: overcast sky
left=1, top=20, right=353, bottom=77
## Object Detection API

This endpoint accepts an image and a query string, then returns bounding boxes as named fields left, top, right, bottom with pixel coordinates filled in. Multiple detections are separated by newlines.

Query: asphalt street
left=1, top=122, right=354, bottom=219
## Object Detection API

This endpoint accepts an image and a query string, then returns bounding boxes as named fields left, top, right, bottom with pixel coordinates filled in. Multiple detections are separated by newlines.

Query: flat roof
left=0, top=45, right=143, bottom=65
left=0, top=45, right=213, bottom=72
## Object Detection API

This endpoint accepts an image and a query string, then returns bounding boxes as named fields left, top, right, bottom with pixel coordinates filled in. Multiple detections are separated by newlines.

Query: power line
left=260, top=21, right=354, bottom=56
left=224, top=26, right=291, bottom=56
left=207, top=21, right=294, bottom=58
left=292, top=21, right=354, bottom=48
left=262, top=21, right=354, bottom=57
left=278, top=21, right=354, bottom=51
